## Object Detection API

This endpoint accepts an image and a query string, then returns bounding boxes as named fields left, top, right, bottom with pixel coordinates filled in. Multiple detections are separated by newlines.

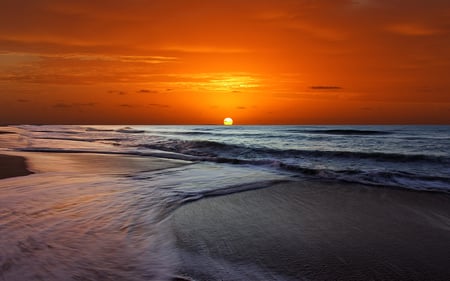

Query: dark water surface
left=15, top=125, right=450, bottom=192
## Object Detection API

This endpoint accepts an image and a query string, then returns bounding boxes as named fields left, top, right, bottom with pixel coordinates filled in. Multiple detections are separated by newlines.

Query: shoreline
left=0, top=151, right=191, bottom=177
left=2, top=150, right=450, bottom=280
left=171, top=180, right=450, bottom=281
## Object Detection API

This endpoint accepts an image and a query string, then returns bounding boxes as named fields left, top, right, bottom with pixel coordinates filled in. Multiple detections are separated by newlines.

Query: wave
left=28, top=133, right=442, bottom=164
left=193, top=159, right=450, bottom=192
left=116, top=127, right=146, bottom=134
left=16, top=146, right=450, bottom=192
left=297, top=149, right=448, bottom=164
left=140, top=140, right=241, bottom=157
left=287, top=129, right=392, bottom=135
left=138, top=139, right=449, bottom=164
left=176, top=180, right=290, bottom=204
left=155, top=131, right=213, bottom=136
left=277, top=163, right=450, bottom=192
left=85, top=127, right=115, bottom=132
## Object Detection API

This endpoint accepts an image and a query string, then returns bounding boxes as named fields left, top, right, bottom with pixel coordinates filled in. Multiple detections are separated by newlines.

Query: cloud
left=138, top=89, right=159, bottom=94
left=53, top=102, right=96, bottom=109
left=0, top=51, right=180, bottom=85
left=17, top=99, right=29, bottom=103
left=162, top=46, right=249, bottom=54
left=108, top=90, right=127, bottom=95
left=119, top=104, right=135, bottom=108
left=148, top=103, right=170, bottom=108
left=236, top=106, right=246, bottom=109
left=386, top=23, right=443, bottom=36
left=310, top=86, right=343, bottom=91
left=273, top=92, right=341, bottom=100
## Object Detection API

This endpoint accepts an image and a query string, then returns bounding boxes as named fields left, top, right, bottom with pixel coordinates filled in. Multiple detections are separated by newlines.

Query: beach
left=1, top=152, right=450, bottom=281
left=0, top=129, right=34, bottom=179
left=171, top=181, right=450, bottom=281
left=0, top=151, right=191, bottom=281
left=1, top=125, right=449, bottom=281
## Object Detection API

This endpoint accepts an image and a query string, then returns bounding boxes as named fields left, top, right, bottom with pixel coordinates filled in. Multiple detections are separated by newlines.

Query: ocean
left=1, top=125, right=449, bottom=281
left=15, top=125, right=450, bottom=192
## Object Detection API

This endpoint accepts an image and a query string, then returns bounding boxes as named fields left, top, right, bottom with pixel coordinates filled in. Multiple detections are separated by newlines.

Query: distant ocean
left=1, top=125, right=450, bottom=281
left=15, top=125, right=450, bottom=192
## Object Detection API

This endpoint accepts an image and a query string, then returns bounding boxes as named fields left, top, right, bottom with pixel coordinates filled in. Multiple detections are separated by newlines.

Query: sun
left=223, top=117, right=233, bottom=126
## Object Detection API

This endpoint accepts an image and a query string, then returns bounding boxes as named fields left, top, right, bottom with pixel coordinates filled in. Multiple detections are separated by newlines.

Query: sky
left=0, top=0, right=449, bottom=124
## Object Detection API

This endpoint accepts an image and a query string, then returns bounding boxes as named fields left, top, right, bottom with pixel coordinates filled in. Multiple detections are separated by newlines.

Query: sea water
left=15, top=125, right=450, bottom=191
left=0, top=125, right=449, bottom=281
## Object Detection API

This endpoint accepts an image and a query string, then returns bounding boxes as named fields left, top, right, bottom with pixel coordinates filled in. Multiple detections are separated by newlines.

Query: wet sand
left=171, top=181, right=450, bottom=281
left=0, top=151, right=190, bottom=176
left=0, top=154, right=33, bottom=179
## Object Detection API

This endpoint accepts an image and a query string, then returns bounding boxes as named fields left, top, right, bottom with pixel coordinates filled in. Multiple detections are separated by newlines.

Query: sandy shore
left=0, top=154, right=33, bottom=179
left=2, top=149, right=449, bottom=280
left=171, top=181, right=450, bottom=281
left=0, top=151, right=190, bottom=176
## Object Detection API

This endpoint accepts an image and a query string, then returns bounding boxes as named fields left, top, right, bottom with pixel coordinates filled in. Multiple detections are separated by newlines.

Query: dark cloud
left=310, top=86, right=343, bottom=90
left=108, top=90, right=127, bottom=95
left=119, top=104, right=139, bottom=108
left=17, top=99, right=29, bottom=103
left=274, top=92, right=340, bottom=100
left=138, top=89, right=158, bottom=94
left=236, top=106, right=246, bottom=109
left=148, top=103, right=170, bottom=108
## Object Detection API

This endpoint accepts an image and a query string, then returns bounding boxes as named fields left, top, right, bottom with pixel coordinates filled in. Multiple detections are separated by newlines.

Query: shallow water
left=0, top=151, right=289, bottom=281
left=0, top=160, right=175, bottom=280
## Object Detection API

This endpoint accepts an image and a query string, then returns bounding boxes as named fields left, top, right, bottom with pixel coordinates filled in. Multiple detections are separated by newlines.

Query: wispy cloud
left=0, top=51, right=177, bottom=64
left=119, top=104, right=138, bottom=108
left=108, top=90, right=127, bottom=95
left=53, top=102, right=96, bottom=109
left=310, top=86, right=343, bottom=91
left=386, top=23, right=443, bottom=36
left=148, top=103, right=170, bottom=108
left=138, top=89, right=159, bottom=94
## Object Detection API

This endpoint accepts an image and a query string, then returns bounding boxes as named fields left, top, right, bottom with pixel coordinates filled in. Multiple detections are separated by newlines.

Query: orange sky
left=0, top=0, right=449, bottom=124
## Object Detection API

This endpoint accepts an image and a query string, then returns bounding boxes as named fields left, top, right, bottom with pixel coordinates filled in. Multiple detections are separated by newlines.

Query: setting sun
left=0, top=0, right=448, bottom=125
left=224, top=117, right=233, bottom=126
